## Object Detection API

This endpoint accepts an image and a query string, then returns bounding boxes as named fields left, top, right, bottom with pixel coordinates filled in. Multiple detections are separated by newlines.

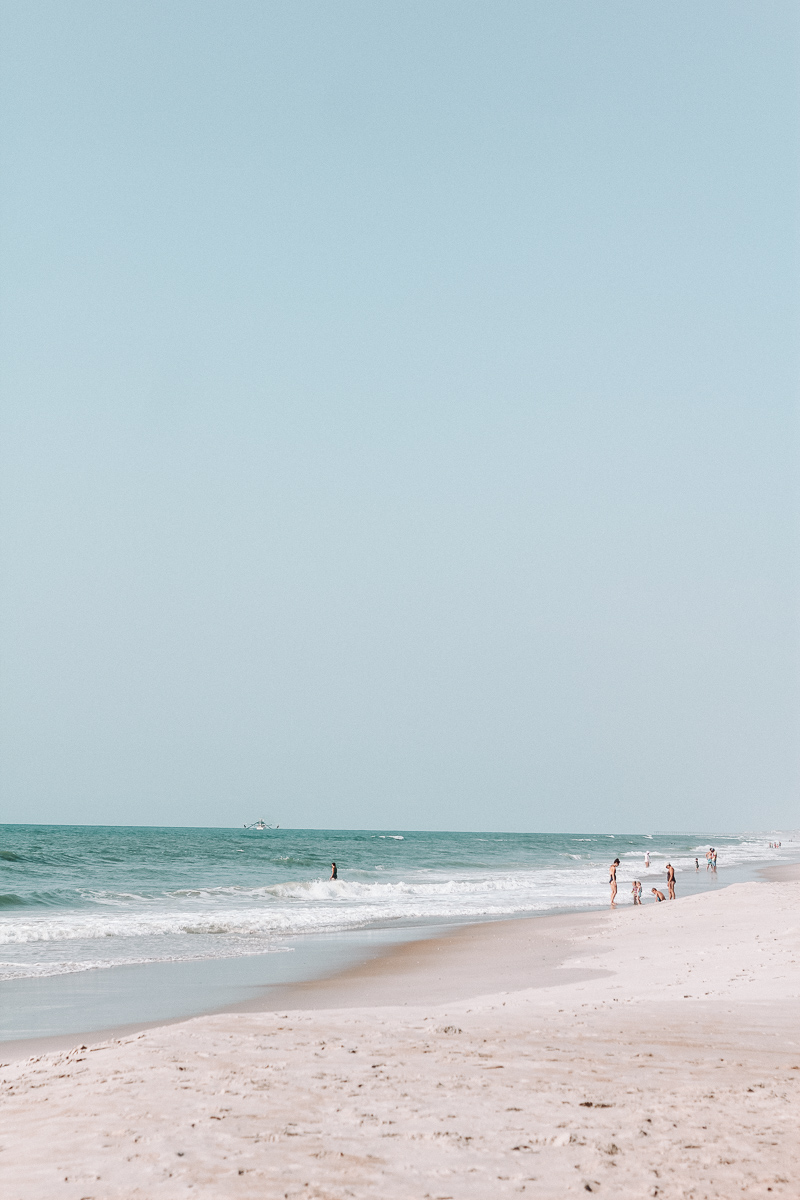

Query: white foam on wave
left=0, top=942, right=295, bottom=981
left=263, top=875, right=552, bottom=901
left=0, top=865, right=604, bottom=954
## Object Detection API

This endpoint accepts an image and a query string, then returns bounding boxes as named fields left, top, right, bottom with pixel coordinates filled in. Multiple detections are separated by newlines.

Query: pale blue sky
left=1, top=1, right=797, bottom=831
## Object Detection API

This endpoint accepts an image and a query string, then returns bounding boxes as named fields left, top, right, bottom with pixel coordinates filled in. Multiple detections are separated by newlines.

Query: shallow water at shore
left=1, top=825, right=797, bottom=1042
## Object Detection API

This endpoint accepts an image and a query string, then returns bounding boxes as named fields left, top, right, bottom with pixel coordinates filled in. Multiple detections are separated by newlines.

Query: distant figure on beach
left=330, top=862, right=338, bottom=880
left=712, top=848, right=717, bottom=869
left=644, top=851, right=650, bottom=868
left=666, top=863, right=676, bottom=900
left=609, top=859, right=620, bottom=904
left=651, top=888, right=666, bottom=902
left=695, top=858, right=699, bottom=870
left=631, top=880, right=642, bottom=905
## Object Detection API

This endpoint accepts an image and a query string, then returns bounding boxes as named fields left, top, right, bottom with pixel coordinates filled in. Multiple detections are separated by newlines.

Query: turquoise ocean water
left=0, top=826, right=796, bottom=1042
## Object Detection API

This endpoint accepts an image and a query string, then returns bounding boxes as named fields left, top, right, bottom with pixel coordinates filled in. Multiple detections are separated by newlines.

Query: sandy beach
left=2, top=870, right=799, bottom=1198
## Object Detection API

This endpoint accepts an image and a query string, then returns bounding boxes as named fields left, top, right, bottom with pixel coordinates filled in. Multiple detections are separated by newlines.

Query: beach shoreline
left=3, top=825, right=792, bottom=1050
left=0, top=908, right=610, bottom=1062
left=1, top=872, right=798, bottom=1197
left=3, top=853, right=798, bottom=1060
left=758, top=861, right=800, bottom=883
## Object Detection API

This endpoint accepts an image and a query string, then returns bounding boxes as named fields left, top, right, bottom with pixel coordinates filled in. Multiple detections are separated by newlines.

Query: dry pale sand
left=1, top=875, right=799, bottom=1199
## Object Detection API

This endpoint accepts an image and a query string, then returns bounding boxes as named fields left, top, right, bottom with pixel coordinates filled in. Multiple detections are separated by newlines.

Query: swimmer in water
left=330, top=862, right=338, bottom=880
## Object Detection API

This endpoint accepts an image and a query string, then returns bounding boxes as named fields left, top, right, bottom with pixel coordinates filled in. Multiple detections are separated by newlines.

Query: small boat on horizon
left=243, top=819, right=277, bottom=830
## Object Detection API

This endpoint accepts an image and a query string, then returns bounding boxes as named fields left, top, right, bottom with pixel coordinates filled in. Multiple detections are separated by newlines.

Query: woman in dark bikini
left=609, top=859, right=620, bottom=904
left=666, top=863, right=676, bottom=900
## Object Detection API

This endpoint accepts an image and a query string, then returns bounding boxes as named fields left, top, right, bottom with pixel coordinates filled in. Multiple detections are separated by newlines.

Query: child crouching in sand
left=651, top=887, right=666, bottom=902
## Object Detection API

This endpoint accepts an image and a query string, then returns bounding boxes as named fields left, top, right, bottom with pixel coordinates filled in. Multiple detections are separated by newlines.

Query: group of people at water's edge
left=609, top=848, right=718, bottom=906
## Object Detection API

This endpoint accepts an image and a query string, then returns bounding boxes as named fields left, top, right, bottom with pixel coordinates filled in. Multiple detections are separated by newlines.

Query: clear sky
left=1, top=2, right=797, bottom=832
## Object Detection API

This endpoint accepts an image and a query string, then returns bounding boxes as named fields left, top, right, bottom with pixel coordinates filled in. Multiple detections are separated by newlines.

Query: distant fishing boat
left=243, top=819, right=276, bottom=830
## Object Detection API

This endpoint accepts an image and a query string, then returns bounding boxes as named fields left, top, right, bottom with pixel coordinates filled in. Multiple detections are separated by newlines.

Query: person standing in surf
left=330, top=862, right=338, bottom=880
left=609, top=858, right=620, bottom=904
left=666, top=863, right=676, bottom=900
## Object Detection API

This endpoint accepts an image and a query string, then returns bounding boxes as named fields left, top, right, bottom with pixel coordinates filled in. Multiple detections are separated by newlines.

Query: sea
left=0, top=825, right=796, bottom=1044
